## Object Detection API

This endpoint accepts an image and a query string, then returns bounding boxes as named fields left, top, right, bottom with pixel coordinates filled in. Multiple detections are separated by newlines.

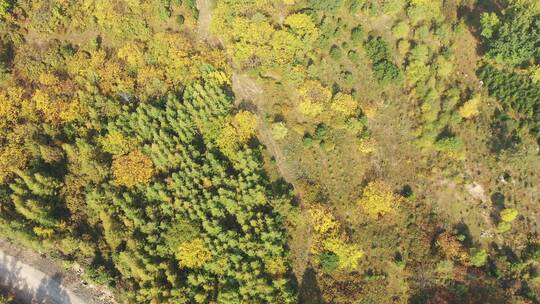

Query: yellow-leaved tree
left=358, top=181, right=398, bottom=218
left=217, top=111, right=257, bottom=156
left=112, top=150, right=154, bottom=188
left=297, top=80, right=331, bottom=118
left=331, top=93, right=358, bottom=117
left=176, top=238, right=211, bottom=268
left=308, top=205, right=364, bottom=271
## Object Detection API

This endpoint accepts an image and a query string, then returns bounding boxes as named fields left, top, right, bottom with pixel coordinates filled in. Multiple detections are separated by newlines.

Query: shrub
left=480, top=12, right=500, bottom=38
left=329, top=45, right=343, bottom=60
left=484, top=6, right=540, bottom=66
left=497, top=221, right=511, bottom=233
left=470, top=249, right=488, bottom=267
left=358, top=181, right=397, bottom=218
left=176, top=238, right=212, bottom=268
left=500, top=208, right=518, bottom=222
left=478, top=65, right=540, bottom=143
left=351, top=26, right=364, bottom=42
left=373, top=60, right=401, bottom=84
left=364, top=36, right=402, bottom=84
left=318, top=251, right=340, bottom=273
left=458, top=95, right=481, bottom=119
left=347, top=50, right=360, bottom=63
left=331, top=93, right=358, bottom=116
left=176, top=15, right=185, bottom=26
left=271, top=122, right=288, bottom=140
left=392, top=21, right=410, bottom=39
left=364, top=37, right=390, bottom=63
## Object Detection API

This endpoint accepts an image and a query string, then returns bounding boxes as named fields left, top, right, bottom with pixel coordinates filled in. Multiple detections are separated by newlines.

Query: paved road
left=0, top=250, right=86, bottom=304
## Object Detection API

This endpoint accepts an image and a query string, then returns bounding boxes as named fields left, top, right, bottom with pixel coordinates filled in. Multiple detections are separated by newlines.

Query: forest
left=0, top=0, right=539, bottom=303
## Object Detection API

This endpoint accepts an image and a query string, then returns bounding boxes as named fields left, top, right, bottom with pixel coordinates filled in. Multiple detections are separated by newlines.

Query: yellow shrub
left=298, top=100, right=324, bottom=117
left=266, top=258, right=287, bottom=276
left=530, top=65, right=540, bottom=83
left=297, top=80, right=331, bottom=118
left=358, top=181, right=397, bottom=218
left=323, top=238, right=364, bottom=270
left=458, top=95, right=481, bottom=119
left=308, top=205, right=340, bottom=236
left=331, top=93, right=358, bottom=117
left=33, top=226, right=55, bottom=238
left=99, top=130, right=137, bottom=155
left=357, top=138, right=377, bottom=155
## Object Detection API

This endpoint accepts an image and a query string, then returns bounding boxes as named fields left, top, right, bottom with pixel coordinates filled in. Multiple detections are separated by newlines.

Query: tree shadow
left=298, top=265, right=323, bottom=304
left=453, top=221, right=473, bottom=248
left=0, top=253, right=28, bottom=303
left=34, top=273, right=72, bottom=304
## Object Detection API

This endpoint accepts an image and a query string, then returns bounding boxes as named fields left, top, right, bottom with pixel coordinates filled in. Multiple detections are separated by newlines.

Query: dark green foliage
left=372, top=60, right=401, bottom=84
left=176, top=14, right=185, bottom=25
left=364, top=36, right=401, bottom=84
left=313, top=123, right=330, bottom=142
left=0, top=65, right=297, bottom=303
left=483, top=7, right=540, bottom=66
left=478, top=65, right=540, bottom=144
left=364, top=36, right=390, bottom=63
left=318, top=251, right=339, bottom=273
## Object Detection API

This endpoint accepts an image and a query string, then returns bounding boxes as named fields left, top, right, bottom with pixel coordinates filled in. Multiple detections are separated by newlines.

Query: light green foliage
left=271, top=122, right=289, bottom=140
left=470, top=249, right=488, bottom=267
left=497, top=221, right=511, bottom=233
left=0, top=0, right=9, bottom=19
left=435, top=56, right=453, bottom=78
left=407, top=0, right=442, bottom=26
left=392, top=21, right=410, bottom=39
left=480, top=12, right=500, bottom=38
left=329, top=45, right=343, bottom=60
left=9, top=170, right=64, bottom=229
left=351, top=26, right=365, bottom=42
left=383, top=0, right=407, bottom=15
left=434, top=137, right=464, bottom=157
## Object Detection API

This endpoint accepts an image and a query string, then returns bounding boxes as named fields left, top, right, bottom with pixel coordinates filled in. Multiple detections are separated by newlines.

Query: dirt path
left=232, top=73, right=297, bottom=184
left=196, top=0, right=212, bottom=38
left=0, top=238, right=115, bottom=304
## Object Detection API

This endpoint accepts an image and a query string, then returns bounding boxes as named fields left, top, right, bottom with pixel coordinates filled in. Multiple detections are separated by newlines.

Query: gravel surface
left=0, top=238, right=115, bottom=304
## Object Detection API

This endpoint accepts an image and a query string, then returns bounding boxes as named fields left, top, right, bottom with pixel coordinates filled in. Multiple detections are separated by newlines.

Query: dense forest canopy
left=0, top=0, right=539, bottom=303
